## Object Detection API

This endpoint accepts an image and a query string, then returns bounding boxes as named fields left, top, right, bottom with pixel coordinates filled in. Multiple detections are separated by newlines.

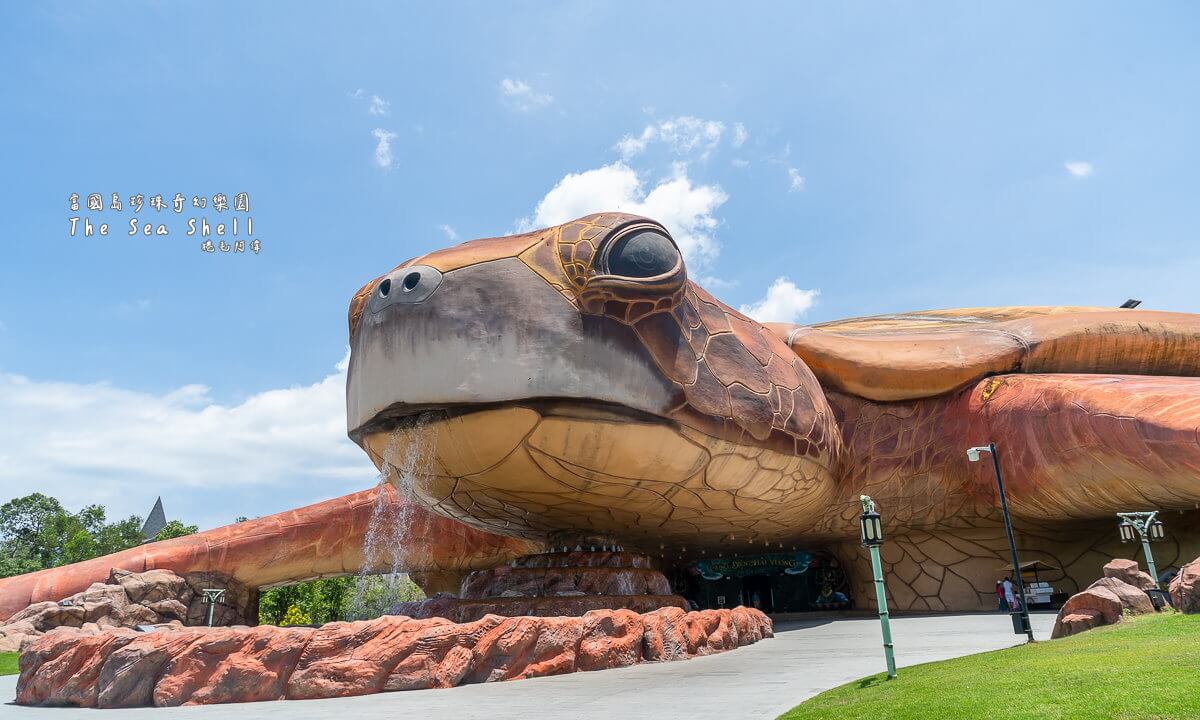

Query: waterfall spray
left=346, top=414, right=440, bottom=619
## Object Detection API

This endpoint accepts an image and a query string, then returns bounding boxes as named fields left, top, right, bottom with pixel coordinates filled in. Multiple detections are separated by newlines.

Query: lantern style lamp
left=860, top=507, right=883, bottom=547
left=859, top=496, right=896, bottom=678
left=1116, top=511, right=1165, bottom=588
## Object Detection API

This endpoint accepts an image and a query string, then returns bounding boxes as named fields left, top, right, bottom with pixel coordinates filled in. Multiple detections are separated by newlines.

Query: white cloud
left=616, top=116, right=725, bottom=160
left=349, top=88, right=365, bottom=100
left=372, top=128, right=397, bottom=168
left=1064, top=161, right=1094, bottom=178
left=614, top=127, right=655, bottom=159
left=369, top=95, right=390, bottom=116
left=499, top=77, right=553, bottom=112
left=438, top=224, right=459, bottom=242
left=0, top=354, right=376, bottom=530
left=788, top=168, right=806, bottom=192
left=731, top=158, right=750, bottom=168
left=518, top=162, right=728, bottom=270
left=740, top=277, right=819, bottom=323
left=732, top=122, right=748, bottom=148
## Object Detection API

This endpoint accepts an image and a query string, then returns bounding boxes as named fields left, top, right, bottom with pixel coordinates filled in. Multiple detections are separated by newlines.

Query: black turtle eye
left=606, top=230, right=679, bottom=278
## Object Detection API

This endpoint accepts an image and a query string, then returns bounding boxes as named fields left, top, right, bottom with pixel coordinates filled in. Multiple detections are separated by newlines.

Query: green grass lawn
left=780, top=612, right=1200, bottom=720
left=0, top=652, right=18, bottom=676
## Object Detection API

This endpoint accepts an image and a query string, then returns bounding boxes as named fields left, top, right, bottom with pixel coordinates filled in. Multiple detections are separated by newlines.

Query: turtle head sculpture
left=346, top=212, right=842, bottom=548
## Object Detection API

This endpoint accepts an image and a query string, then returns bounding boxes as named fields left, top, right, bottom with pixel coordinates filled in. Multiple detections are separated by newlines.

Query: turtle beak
left=346, top=257, right=682, bottom=443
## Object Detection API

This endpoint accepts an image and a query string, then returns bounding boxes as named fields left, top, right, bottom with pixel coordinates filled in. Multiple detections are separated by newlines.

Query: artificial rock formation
left=16, top=606, right=772, bottom=708
left=394, top=550, right=687, bottom=623
left=1101, top=558, right=1158, bottom=591
left=1050, top=573, right=1156, bottom=639
left=392, top=595, right=687, bottom=624
left=1169, top=556, right=1200, bottom=613
left=460, top=551, right=671, bottom=598
left=0, top=568, right=249, bottom=652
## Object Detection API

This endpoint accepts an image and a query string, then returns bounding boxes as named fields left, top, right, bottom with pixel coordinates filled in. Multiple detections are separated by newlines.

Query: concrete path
left=0, top=612, right=1056, bottom=720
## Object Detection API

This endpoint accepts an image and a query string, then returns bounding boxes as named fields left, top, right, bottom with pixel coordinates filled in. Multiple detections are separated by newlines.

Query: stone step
left=390, top=594, right=688, bottom=623
left=460, top=566, right=670, bottom=599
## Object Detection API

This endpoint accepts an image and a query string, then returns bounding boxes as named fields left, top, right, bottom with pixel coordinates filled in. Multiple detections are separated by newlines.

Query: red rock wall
left=16, top=606, right=772, bottom=708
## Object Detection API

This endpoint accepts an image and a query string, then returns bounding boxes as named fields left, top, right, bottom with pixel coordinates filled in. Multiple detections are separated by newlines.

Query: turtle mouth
left=350, top=397, right=673, bottom=444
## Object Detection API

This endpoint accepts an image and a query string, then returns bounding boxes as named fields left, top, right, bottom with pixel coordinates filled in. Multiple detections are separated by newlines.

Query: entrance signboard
left=695, top=552, right=812, bottom=580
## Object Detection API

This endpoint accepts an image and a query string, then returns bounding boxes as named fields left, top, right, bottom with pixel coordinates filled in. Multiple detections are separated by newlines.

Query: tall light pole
left=859, top=495, right=897, bottom=679
left=967, top=443, right=1035, bottom=642
left=1117, top=511, right=1166, bottom=587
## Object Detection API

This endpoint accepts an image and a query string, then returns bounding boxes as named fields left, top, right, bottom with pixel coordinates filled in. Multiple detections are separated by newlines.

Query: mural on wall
left=810, top=554, right=851, bottom=610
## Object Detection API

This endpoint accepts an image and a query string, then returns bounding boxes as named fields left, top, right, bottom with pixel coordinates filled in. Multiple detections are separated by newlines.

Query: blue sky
left=2, top=1, right=1198, bottom=528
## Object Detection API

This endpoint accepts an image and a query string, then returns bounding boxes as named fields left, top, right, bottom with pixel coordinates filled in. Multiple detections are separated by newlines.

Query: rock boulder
left=0, top=568, right=250, bottom=652
left=1169, top=557, right=1200, bottom=613
left=16, top=606, right=773, bottom=708
left=391, top=593, right=688, bottom=623
left=1087, top=577, right=1155, bottom=615
left=1051, top=574, right=1156, bottom=639
left=1101, top=559, right=1158, bottom=591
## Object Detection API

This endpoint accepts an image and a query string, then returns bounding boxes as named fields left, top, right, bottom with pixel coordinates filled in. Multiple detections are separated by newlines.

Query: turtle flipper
left=0, top=485, right=539, bottom=623
left=964, top=373, right=1200, bottom=520
left=769, top=307, right=1200, bottom=402
left=822, top=373, right=1200, bottom=532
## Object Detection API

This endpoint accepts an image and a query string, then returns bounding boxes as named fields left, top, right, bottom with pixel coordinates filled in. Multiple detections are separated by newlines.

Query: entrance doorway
left=742, top=576, right=774, bottom=613
left=686, top=551, right=852, bottom=613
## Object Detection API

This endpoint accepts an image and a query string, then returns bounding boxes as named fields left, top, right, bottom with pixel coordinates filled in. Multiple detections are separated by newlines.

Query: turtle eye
left=605, top=230, right=680, bottom=278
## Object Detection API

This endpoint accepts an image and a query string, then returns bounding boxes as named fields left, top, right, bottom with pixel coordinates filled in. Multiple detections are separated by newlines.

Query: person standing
left=996, top=580, right=1008, bottom=611
left=1002, top=576, right=1016, bottom=611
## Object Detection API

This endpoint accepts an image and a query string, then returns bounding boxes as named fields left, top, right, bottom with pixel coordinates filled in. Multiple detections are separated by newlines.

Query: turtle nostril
left=369, top=265, right=442, bottom=312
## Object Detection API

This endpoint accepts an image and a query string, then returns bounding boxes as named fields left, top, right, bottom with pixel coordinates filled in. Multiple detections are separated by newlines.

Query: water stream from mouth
left=345, top=414, right=440, bottom=620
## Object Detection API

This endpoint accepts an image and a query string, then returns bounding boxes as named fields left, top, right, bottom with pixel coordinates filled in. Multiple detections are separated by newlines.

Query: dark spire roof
left=141, top=496, right=167, bottom=540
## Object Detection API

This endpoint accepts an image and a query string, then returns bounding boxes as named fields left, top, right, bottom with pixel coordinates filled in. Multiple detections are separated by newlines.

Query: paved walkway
left=0, top=612, right=1056, bottom=719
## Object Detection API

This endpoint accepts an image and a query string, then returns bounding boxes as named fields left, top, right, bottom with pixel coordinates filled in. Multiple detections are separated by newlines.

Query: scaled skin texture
left=4, top=212, right=1200, bottom=616
left=346, top=213, right=1200, bottom=610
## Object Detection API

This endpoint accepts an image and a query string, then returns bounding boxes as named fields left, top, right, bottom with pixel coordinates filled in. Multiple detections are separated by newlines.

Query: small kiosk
left=999, top=559, right=1063, bottom=609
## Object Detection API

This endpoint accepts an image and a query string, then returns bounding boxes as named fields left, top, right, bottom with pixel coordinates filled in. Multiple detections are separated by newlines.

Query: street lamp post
left=200, top=588, right=227, bottom=627
left=1117, top=511, right=1166, bottom=587
left=967, top=443, right=1035, bottom=642
left=859, top=495, right=897, bottom=679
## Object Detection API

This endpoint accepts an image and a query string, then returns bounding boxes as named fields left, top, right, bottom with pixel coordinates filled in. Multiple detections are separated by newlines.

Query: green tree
left=258, top=576, right=355, bottom=626
left=279, top=605, right=312, bottom=626
left=0, top=493, right=181, bottom=578
left=258, top=574, right=425, bottom=626
left=0, top=493, right=69, bottom=568
left=0, top=548, right=41, bottom=578
left=94, top=516, right=145, bottom=555
left=344, top=574, right=424, bottom=620
left=153, top=520, right=199, bottom=542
